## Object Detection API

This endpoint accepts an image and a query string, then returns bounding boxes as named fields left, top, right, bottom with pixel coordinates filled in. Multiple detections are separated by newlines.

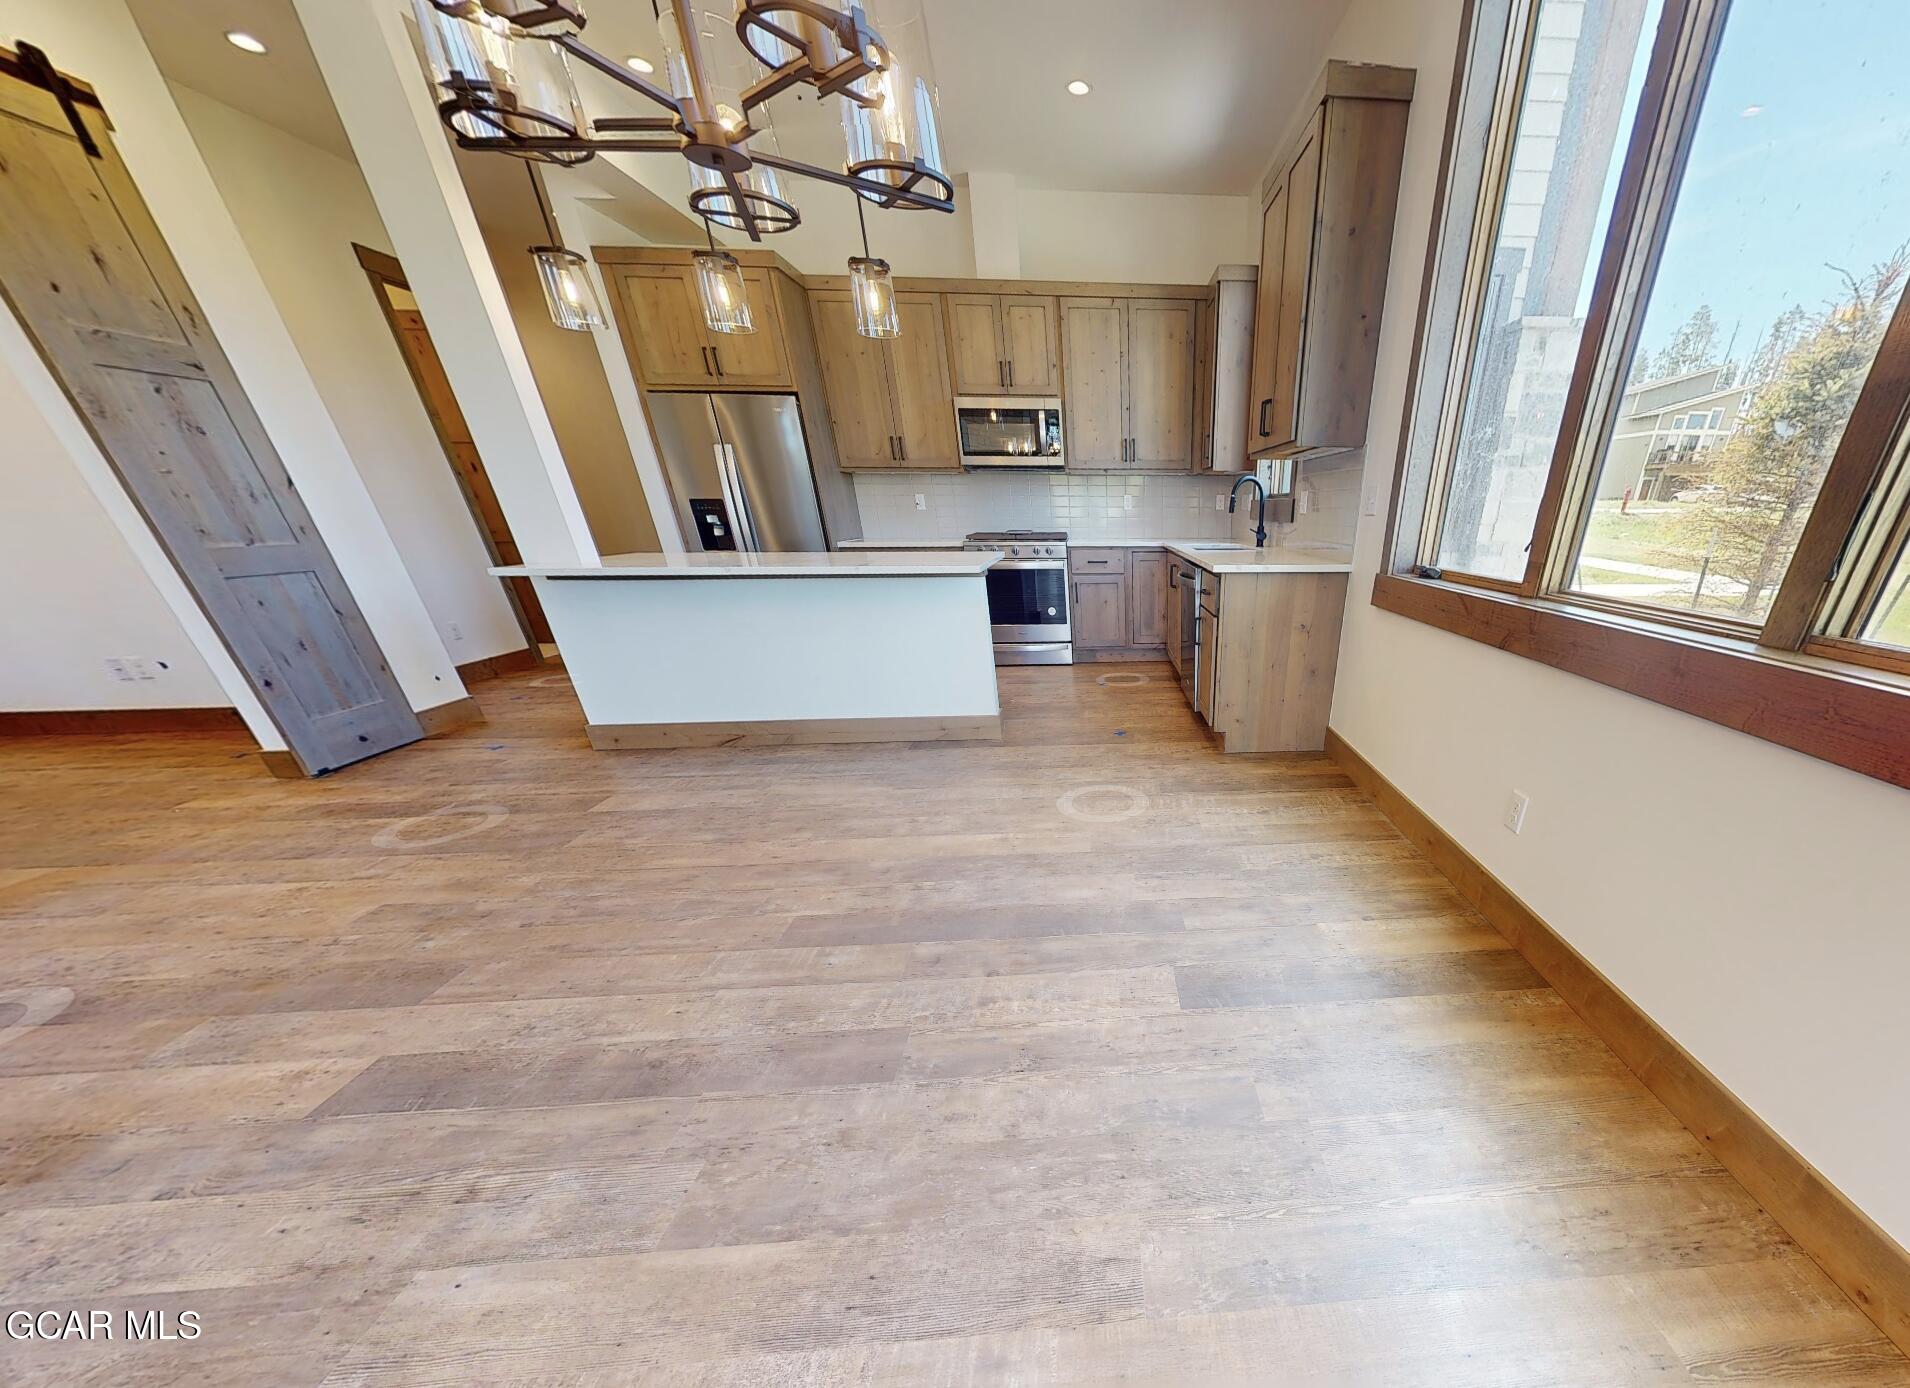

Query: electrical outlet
left=1215, top=493, right=1227, bottom=511
left=1363, top=485, right=1380, bottom=517
left=1503, top=790, right=1530, bottom=835
left=448, top=622, right=463, bottom=643
left=1122, top=494, right=1134, bottom=512
left=1296, top=490, right=1314, bottom=515
left=914, top=493, right=927, bottom=511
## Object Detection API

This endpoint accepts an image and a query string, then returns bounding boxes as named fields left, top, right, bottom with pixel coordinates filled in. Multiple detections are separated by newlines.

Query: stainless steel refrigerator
left=647, top=392, right=830, bottom=553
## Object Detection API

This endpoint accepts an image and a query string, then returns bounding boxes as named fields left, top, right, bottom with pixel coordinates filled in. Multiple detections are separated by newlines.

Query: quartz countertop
left=1163, top=542, right=1354, bottom=574
left=837, top=537, right=1243, bottom=551
left=492, top=550, right=1000, bottom=579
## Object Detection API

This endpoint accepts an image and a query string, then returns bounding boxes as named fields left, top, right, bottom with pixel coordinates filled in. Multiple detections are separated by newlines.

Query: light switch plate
left=913, top=493, right=927, bottom=511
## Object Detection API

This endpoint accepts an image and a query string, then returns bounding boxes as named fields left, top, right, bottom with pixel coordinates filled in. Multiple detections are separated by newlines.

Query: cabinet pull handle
left=1006, top=359, right=1014, bottom=387
left=1258, top=398, right=1271, bottom=437
left=897, top=436, right=907, bottom=462
left=712, top=347, right=724, bottom=378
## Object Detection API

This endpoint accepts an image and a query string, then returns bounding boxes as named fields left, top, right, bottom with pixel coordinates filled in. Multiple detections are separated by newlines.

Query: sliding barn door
left=0, top=56, right=421, bottom=775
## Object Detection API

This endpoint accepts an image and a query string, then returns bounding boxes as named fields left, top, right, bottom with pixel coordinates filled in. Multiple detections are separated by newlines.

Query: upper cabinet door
left=887, top=293, right=961, bottom=469
left=704, top=268, right=792, bottom=387
left=999, top=295, right=1061, bottom=394
left=615, top=266, right=717, bottom=388
left=1268, top=112, right=1323, bottom=451
left=944, top=293, right=1005, bottom=394
left=1247, top=183, right=1288, bottom=453
left=810, top=290, right=899, bottom=470
left=1192, top=294, right=1217, bottom=469
left=1127, top=298, right=1197, bottom=470
left=1060, top=297, right=1127, bottom=469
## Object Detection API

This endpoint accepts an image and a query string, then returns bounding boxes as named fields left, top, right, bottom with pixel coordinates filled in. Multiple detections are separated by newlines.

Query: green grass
left=1574, top=565, right=1663, bottom=588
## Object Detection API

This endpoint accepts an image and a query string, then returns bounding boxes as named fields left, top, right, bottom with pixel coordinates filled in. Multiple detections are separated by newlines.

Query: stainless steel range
left=963, top=530, right=1071, bottom=665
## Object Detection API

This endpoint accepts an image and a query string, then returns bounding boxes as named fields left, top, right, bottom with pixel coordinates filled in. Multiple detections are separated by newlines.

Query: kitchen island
left=491, top=551, right=1001, bottom=749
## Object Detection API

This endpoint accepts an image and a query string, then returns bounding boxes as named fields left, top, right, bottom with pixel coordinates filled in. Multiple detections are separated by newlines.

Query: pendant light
left=692, top=216, right=755, bottom=335
left=848, top=197, right=898, bottom=339
left=525, top=165, right=606, bottom=331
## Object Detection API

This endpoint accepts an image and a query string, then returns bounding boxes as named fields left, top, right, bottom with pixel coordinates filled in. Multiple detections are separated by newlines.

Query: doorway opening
left=354, top=244, right=554, bottom=651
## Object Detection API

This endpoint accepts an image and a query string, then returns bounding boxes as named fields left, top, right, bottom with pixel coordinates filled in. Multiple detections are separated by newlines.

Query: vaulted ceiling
left=124, top=0, right=1346, bottom=196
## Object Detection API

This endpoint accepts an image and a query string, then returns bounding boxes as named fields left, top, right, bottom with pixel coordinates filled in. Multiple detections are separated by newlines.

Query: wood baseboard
left=587, top=714, right=1002, bottom=750
left=0, top=707, right=247, bottom=737
left=416, top=696, right=484, bottom=737
left=1075, top=645, right=1168, bottom=663
left=1325, top=727, right=1910, bottom=1358
left=454, top=646, right=541, bottom=685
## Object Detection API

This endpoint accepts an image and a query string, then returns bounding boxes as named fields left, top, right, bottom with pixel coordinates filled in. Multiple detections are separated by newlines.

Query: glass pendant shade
left=849, top=256, right=899, bottom=338
left=839, top=0, right=945, bottom=201
left=413, top=0, right=589, bottom=147
left=693, top=250, right=755, bottom=334
left=531, top=246, right=606, bottom=331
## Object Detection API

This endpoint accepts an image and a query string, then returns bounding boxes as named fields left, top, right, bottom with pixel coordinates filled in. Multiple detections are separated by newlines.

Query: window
left=1425, top=0, right=1665, bottom=582
left=1381, top=0, right=1910, bottom=788
left=1564, top=0, right=1910, bottom=627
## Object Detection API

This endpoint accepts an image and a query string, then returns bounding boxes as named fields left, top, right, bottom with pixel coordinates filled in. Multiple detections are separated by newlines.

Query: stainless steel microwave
left=953, top=397, right=1065, bottom=469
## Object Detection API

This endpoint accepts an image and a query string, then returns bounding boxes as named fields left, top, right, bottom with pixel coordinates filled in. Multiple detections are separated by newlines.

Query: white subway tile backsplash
left=853, top=471, right=1240, bottom=541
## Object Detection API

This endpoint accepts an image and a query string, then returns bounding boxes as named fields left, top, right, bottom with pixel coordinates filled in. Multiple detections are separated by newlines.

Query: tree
left=1646, top=302, right=1720, bottom=380
left=1745, top=303, right=1810, bottom=385
left=1665, top=249, right=1909, bottom=616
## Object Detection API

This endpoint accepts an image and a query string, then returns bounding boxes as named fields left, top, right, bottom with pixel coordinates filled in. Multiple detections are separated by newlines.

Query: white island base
left=492, top=552, right=1003, bottom=750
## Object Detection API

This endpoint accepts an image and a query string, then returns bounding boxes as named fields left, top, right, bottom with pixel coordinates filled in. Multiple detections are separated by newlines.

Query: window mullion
left=1759, top=292, right=1910, bottom=651
left=1521, top=0, right=1729, bottom=598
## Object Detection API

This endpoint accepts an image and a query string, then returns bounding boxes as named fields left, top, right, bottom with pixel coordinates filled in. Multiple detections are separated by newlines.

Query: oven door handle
left=986, top=558, right=1067, bottom=570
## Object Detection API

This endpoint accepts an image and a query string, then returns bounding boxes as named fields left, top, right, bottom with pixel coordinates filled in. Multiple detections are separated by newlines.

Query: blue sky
left=1622, top=0, right=1910, bottom=362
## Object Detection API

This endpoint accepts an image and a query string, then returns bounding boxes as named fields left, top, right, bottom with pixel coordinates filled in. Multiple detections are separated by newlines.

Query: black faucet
left=1229, top=473, right=1270, bottom=548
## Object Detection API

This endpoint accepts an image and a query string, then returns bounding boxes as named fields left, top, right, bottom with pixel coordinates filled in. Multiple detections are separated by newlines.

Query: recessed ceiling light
left=1740, top=104, right=1764, bottom=118
left=225, top=31, right=268, bottom=55
left=626, top=55, right=655, bottom=74
left=1066, top=79, right=1092, bottom=96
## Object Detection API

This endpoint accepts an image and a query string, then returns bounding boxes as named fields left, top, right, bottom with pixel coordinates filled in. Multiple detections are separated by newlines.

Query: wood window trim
left=1371, top=572, right=1910, bottom=789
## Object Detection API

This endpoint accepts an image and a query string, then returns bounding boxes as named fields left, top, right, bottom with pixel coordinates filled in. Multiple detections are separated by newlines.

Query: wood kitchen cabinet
left=945, top=293, right=1060, bottom=395
left=1060, top=297, right=1196, bottom=471
left=1194, top=266, right=1258, bottom=473
left=608, top=262, right=790, bottom=389
left=811, top=289, right=959, bottom=469
left=1246, top=61, right=1413, bottom=460
left=1168, top=553, right=1350, bottom=752
left=1069, top=547, right=1170, bottom=660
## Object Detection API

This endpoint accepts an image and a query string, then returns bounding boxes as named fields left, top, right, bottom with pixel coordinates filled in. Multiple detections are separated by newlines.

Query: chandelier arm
left=455, top=133, right=685, bottom=156
left=752, top=152, right=955, bottom=213
left=593, top=115, right=684, bottom=133
left=550, top=33, right=686, bottom=116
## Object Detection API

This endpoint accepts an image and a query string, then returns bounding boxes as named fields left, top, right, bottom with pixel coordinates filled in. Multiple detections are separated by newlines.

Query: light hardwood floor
left=1, top=664, right=1904, bottom=1386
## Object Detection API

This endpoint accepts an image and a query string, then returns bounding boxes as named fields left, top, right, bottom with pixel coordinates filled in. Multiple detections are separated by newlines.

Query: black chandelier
left=412, top=0, right=956, bottom=243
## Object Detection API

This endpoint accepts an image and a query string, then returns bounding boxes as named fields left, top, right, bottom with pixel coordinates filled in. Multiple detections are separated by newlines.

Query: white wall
left=0, top=0, right=466, bottom=730
left=0, top=331, right=229, bottom=712
left=587, top=171, right=1255, bottom=287
left=171, top=84, right=528, bottom=666
left=1317, top=0, right=1910, bottom=1248
left=1019, top=189, right=1259, bottom=284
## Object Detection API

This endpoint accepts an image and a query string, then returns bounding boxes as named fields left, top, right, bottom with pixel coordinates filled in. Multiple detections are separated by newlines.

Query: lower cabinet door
left=1128, top=549, right=1168, bottom=646
left=1071, top=574, right=1128, bottom=650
